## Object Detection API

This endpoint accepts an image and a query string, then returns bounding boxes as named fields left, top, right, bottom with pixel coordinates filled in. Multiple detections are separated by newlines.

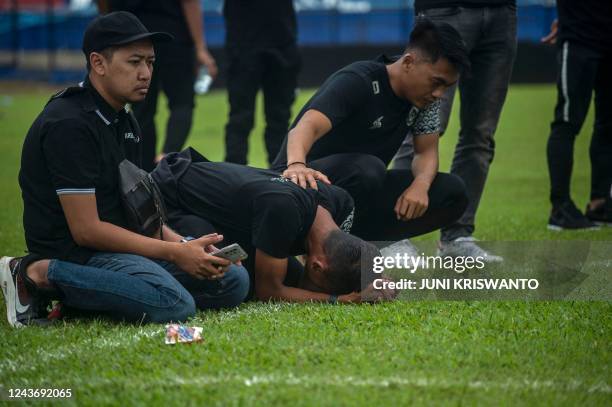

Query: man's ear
left=89, top=52, right=106, bottom=76
left=402, top=52, right=416, bottom=71
left=311, top=257, right=328, bottom=275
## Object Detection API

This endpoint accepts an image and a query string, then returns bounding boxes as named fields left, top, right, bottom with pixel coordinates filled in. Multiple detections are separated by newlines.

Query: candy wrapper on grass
left=165, top=324, right=204, bottom=344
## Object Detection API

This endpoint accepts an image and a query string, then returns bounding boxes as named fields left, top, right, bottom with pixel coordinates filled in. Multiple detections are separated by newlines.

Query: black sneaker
left=548, top=201, right=600, bottom=231
left=0, top=256, right=50, bottom=327
left=585, top=199, right=612, bottom=226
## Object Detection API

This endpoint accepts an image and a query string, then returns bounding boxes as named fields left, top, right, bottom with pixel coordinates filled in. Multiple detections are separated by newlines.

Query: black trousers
left=547, top=41, right=612, bottom=206
left=306, top=154, right=469, bottom=241
left=133, top=42, right=196, bottom=171
left=224, top=44, right=300, bottom=166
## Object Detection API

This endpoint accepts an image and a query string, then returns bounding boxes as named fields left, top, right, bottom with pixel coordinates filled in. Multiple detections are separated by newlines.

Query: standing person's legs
left=392, top=5, right=480, bottom=170
left=351, top=169, right=468, bottom=241
left=589, top=54, right=612, bottom=205
left=46, top=253, right=196, bottom=323
left=132, top=49, right=162, bottom=171
left=261, top=45, right=300, bottom=166
left=547, top=42, right=599, bottom=207
left=225, top=48, right=265, bottom=164
left=160, top=42, right=197, bottom=156
left=441, top=5, right=517, bottom=241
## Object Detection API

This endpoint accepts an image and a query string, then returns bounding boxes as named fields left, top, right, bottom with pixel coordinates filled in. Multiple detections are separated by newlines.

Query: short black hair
left=322, top=230, right=381, bottom=295
left=85, top=46, right=117, bottom=72
left=406, top=18, right=470, bottom=75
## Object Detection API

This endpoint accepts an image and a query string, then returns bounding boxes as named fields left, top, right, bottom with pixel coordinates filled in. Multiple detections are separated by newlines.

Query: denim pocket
left=419, top=7, right=462, bottom=18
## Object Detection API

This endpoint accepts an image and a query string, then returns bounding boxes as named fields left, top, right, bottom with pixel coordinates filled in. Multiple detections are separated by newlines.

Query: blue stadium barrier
left=0, top=5, right=557, bottom=51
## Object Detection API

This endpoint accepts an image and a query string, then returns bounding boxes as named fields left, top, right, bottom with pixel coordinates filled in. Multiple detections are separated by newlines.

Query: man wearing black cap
left=0, top=12, right=249, bottom=328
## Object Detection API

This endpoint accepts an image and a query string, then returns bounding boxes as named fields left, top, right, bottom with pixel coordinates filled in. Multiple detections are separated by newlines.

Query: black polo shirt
left=19, top=77, right=142, bottom=264
left=272, top=55, right=441, bottom=170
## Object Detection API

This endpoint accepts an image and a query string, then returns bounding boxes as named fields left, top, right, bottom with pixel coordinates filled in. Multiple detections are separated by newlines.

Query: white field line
left=0, top=328, right=163, bottom=374
left=68, top=373, right=611, bottom=394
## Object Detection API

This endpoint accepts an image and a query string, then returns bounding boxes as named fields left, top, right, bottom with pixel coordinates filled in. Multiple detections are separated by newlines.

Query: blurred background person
left=100, top=0, right=218, bottom=171
left=392, top=0, right=517, bottom=261
left=543, top=0, right=612, bottom=230
left=223, top=0, right=301, bottom=166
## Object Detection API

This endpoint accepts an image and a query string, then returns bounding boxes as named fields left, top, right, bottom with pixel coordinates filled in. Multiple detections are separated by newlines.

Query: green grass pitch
left=0, top=84, right=610, bottom=405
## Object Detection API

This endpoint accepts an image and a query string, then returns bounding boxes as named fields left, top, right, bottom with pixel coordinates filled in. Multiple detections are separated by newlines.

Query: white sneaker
left=0, top=256, right=48, bottom=327
left=437, top=237, right=503, bottom=263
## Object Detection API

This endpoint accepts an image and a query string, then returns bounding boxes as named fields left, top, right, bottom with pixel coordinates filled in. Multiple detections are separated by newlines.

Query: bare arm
left=282, top=110, right=332, bottom=189
left=59, top=194, right=230, bottom=279
left=394, top=134, right=439, bottom=220
left=180, top=0, right=218, bottom=78
left=254, top=249, right=359, bottom=303
left=411, top=133, right=439, bottom=190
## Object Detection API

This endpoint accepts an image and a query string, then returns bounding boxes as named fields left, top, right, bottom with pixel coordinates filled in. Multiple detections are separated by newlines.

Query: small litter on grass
left=165, top=324, right=204, bottom=344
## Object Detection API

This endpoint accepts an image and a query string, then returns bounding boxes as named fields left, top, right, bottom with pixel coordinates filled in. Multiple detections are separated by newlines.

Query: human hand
left=394, top=182, right=429, bottom=221
left=282, top=163, right=331, bottom=189
left=196, top=47, right=218, bottom=79
left=541, top=19, right=558, bottom=45
left=173, top=233, right=231, bottom=279
left=339, top=280, right=397, bottom=303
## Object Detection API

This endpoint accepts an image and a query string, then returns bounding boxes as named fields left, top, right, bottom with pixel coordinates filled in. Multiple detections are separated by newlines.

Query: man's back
left=152, top=150, right=354, bottom=259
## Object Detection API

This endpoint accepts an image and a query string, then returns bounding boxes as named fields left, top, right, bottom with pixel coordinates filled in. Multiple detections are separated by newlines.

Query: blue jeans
left=47, top=252, right=250, bottom=323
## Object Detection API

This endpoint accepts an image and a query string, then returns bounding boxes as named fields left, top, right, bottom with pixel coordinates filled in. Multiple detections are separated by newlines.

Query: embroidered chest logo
left=370, top=116, right=384, bottom=130
left=124, top=132, right=140, bottom=143
left=406, top=107, right=419, bottom=127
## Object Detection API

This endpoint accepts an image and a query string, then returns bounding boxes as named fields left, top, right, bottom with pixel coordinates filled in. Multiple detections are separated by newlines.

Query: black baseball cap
left=82, top=11, right=173, bottom=57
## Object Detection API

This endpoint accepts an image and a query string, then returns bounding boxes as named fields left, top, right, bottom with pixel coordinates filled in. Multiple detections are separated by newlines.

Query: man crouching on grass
left=152, top=148, right=396, bottom=304
left=0, top=12, right=249, bottom=328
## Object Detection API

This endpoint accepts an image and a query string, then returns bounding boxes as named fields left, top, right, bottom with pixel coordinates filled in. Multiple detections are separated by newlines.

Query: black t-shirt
left=414, top=0, right=515, bottom=13
left=19, top=78, right=142, bottom=264
left=223, top=0, right=297, bottom=48
left=151, top=149, right=355, bottom=260
left=272, top=55, right=441, bottom=169
left=557, top=0, right=612, bottom=53
left=109, top=0, right=192, bottom=44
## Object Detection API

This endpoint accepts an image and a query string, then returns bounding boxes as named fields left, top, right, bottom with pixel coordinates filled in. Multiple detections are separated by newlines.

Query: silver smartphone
left=211, top=243, right=248, bottom=262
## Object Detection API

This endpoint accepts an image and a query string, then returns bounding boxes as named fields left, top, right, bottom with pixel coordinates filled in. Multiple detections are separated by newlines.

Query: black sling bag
left=118, top=159, right=168, bottom=238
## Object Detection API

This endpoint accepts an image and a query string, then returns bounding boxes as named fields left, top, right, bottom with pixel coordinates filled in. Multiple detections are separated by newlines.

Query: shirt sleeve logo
left=369, top=115, right=384, bottom=130
left=339, top=208, right=354, bottom=232
left=270, top=176, right=291, bottom=184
